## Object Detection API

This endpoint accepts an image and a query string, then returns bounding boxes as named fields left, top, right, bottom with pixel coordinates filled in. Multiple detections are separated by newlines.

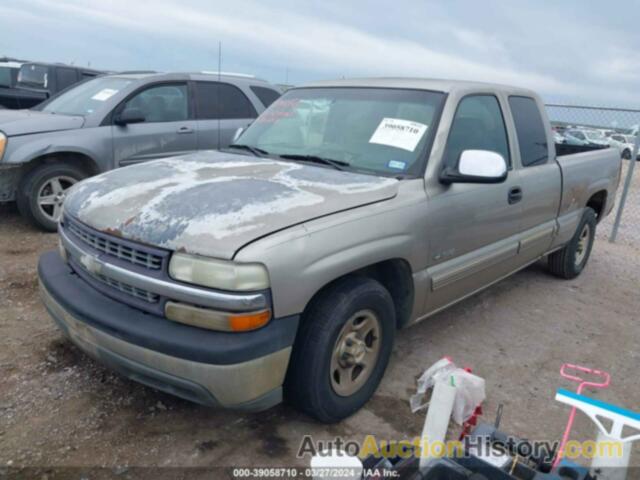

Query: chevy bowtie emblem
left=80, top=253, right=102, bottom=275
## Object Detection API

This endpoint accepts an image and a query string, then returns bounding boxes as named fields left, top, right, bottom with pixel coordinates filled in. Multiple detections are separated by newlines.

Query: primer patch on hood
left=65, top=151, right=398, bottom=259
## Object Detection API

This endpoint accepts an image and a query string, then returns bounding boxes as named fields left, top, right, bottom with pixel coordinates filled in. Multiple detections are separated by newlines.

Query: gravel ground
left=1, top=201, right=639, bottom=479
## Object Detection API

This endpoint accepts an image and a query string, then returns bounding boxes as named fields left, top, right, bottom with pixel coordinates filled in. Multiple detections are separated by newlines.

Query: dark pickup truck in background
left=0, top=58, right=27, bottom=108
left=0, top=62, right=105, bottom=109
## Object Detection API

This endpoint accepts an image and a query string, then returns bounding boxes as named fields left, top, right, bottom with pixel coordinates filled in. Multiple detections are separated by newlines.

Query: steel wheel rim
left=574, top=224, right=591, bottom=266
left=37, top=175, right=77, bottom=222
left=330, top=309, right=381, bottom=397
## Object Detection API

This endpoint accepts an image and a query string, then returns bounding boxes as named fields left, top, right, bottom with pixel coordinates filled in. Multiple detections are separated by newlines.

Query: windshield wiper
left=227, top=144, right=270, bottom=157
left=278, top=154, right=350, bottom=171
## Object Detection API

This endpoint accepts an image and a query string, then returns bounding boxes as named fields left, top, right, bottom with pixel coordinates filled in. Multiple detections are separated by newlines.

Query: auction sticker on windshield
left=369, top=118, right=428, bottom=152
left=91, top=88, right=119, bottom=102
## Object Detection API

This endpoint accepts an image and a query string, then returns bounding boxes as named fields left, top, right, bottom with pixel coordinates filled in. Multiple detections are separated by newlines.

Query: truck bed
left=552, top=146, right=621, bottom=247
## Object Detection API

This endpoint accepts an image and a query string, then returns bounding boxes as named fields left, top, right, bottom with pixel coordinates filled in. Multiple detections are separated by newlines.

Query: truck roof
left=300, top=77, right=538, bottom=97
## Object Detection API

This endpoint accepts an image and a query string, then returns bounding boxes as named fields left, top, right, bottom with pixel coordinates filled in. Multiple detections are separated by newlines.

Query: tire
left=622, top=149, right=632, bottom=160
left=16, top=162, right=86, bottom=232
left=285, top=276, right=396, bottom=423
left=548, top=207, right=596, bottom=279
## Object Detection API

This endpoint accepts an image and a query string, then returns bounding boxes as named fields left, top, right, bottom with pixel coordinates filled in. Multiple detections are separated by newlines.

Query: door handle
left=508, top=186, right=523, bottom=204
left=177, top=126, right=194, bottom=134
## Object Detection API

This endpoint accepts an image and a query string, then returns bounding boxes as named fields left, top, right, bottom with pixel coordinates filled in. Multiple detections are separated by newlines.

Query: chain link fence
left=545, top=104, right=640, bottom=246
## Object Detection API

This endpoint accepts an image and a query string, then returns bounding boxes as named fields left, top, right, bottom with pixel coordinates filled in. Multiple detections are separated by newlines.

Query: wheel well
left=303, top=259, right=415, bottom=329
left=586, top=190, right=607, bottom=222
left=23, top=152, right=100, bottom=178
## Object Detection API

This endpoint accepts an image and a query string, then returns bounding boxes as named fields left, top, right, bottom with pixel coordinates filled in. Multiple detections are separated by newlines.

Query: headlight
left=169, top=253, right=270, bottom=291
left=0, top=132, right=6, bottom=161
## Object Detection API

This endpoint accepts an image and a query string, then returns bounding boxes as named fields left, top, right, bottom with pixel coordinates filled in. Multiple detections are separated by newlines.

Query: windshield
left=18, top=64, right=48, bottom=87
left=0, top=66, right=14, bottom=87
left=584, top=130, right=605, bottom=141
left=38, top=77, right=133, bottom=116
left=237, top=87, right=445, bottom=177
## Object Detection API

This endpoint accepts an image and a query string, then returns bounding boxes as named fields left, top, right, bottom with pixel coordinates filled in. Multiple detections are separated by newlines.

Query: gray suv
left=0, top=72, right=281, bottom=230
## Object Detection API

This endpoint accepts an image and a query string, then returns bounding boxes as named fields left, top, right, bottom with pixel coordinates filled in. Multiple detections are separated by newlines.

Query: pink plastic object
left=553, top=363, right=611, bottom=468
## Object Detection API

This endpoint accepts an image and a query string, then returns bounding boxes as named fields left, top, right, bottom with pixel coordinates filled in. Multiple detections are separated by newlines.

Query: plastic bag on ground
left=410, top=357, right=486, bottom=425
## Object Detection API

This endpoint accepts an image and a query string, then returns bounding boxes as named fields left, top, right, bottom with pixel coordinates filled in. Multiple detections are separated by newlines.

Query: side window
left=56, top=68, right=78, bottom=90
left=508, top=96, right=548, bottom=167
left=443, top=95, right=510, bottom=169
left=195, top=82, right=257, bottom=120
left=250, top=86, right=281, bottom=108
left=122, top=83, right=189, bottom=123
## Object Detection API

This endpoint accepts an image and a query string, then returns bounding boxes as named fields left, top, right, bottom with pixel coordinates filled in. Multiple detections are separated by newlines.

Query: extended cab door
left=423, top=94, right=524, bottom=315
left=506, top=96, right=561, bottom=263
left=193, top=81, right=258, bottom=150
left=111, top=82, right=198, bottom=167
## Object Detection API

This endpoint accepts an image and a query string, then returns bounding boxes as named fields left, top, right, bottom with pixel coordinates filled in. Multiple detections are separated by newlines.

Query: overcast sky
left=2, top=0, right=640, bottom=108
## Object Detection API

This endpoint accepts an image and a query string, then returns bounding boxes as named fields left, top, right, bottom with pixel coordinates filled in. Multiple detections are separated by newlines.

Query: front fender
left=235, top=182, right=429, bottom=319
left=2, top=129, right=110, bottom=171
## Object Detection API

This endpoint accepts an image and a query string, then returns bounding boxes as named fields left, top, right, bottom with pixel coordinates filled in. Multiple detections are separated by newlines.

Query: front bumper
left=0, top=164, right=21, bottom=202
left=38, top=251, right=299, bottom=410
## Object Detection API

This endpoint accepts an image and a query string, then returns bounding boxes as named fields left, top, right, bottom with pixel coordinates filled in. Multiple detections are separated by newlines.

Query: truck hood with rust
left=64, top=151, right=399, bottom=259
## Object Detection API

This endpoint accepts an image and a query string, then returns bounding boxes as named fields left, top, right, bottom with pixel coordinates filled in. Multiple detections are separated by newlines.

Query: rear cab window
left=508, top=96, right=549, bottom=167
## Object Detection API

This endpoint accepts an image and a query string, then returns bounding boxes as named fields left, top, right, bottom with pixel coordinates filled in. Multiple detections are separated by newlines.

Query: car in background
left=553, top=130, right=566, bottom=144
left=0, top=62, right=105, bottom=109
left=0, top=58, right=25, bottom=91
left=564, top=129, right=610, bottom=149
left=0, top=71, right=282, bottom=230
left=609, top=133, right=639, bottom=160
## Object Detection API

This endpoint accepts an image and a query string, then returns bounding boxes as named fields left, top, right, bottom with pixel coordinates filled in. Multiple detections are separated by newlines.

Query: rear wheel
left=285, top=276, right=395, bottom=423
left=16, top=162, right=86, bottom=231
left=548, top=207, right=596, bottom=279
left=622, top=149, right=632, bottom=160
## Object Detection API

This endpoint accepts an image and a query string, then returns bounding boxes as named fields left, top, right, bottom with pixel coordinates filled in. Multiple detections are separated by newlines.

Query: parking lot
left=1, top=197, right=639, bottom=476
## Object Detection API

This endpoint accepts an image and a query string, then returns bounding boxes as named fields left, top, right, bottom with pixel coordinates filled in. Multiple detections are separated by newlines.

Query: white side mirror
left=440, top=149, right=508, bottom=184
left=458, top=150, right=508, bottom=178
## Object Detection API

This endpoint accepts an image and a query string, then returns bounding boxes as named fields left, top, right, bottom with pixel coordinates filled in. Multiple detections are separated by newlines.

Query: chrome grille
left=93, top=272, right=160, bottom=303
left=66, top=218, right=163, bottom=270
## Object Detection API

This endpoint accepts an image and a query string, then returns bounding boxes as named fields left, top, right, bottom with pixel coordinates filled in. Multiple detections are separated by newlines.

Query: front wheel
left=285, top=276, right=396, bottom=423
left=16, top=162, right=86, bottom=232
left=548, top=207, right=596, bottom=279
left=622, top=149, right=632, bottom=160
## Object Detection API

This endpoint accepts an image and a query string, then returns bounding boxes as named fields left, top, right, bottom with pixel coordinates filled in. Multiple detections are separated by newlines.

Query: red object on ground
left=459, top=405, right=483, bottom=440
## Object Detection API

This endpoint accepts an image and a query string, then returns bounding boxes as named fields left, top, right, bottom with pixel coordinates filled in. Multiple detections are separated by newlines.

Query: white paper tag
left=91, top=88, right=118, bottom=101
left=369, top=118, right=428, bottom=152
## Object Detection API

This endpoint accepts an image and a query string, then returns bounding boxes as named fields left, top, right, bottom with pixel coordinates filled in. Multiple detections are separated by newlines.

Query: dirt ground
left=1, top=201, right=639, bottom=479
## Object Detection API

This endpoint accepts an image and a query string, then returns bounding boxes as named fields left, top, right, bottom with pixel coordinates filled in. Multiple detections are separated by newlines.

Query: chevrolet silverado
left=38, top=78, right=621, bottom=423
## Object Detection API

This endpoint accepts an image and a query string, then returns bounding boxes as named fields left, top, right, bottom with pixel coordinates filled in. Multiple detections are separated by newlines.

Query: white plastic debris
left=410, top=357, right=485, bottom=425
left=419, top=377, right=457, bottom=469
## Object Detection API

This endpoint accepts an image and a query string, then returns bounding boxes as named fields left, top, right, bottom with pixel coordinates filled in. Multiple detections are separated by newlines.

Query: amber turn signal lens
left=229, top=310, right=272, bottom=332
